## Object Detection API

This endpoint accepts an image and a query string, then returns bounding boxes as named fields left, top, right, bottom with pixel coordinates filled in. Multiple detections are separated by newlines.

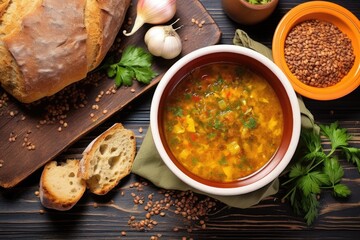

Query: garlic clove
left=161, top=36, right=182, bottom=59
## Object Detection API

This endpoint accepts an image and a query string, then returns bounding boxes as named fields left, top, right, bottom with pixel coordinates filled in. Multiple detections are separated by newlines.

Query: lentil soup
left=163, top=63, right=284, bottom=183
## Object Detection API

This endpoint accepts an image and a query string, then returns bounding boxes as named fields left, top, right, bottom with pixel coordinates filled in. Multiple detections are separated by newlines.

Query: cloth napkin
left=131, top=29, right=318, bottom=208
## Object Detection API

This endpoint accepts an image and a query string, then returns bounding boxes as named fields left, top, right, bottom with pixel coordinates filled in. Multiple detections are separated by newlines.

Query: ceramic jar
left=222, top=0, right=279, bottom=25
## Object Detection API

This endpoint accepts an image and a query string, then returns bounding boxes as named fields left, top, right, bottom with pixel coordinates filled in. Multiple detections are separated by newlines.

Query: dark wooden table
left=1, top=1, right=359, bottom=239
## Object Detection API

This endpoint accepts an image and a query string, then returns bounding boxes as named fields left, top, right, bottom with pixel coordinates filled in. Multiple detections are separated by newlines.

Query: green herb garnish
left=246, top=0, right=272, bottom=4
left=282, top=122, right=359, bottom=225
left=106, top=46, right=157, bottom=87
left=218, top=156, right=228, bottom=166
left=244, top=117, right=257, bottom=129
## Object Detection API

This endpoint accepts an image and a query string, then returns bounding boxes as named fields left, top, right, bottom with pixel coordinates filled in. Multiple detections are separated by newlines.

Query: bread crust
left=79, top=123, right=136, bottom=195
left=40, top=160, right=86, bottom=211
left=0, top=0, right=131, bottom=103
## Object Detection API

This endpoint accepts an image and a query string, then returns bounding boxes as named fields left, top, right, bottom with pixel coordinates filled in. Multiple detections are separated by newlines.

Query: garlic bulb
left=144, top=19, right=182, bottom=59
left=123, top=0, right=177, bottom=36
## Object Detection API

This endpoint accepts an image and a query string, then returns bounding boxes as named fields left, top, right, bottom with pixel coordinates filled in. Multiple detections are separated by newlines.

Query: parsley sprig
left=106, top=46, right=157, bottom=87
left=282, top=122, right=359, bottom=225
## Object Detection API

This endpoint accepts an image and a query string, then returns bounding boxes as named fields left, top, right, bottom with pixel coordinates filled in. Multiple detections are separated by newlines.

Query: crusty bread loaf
left=39, top=159, right=86, bottom=211
left=79, top=123, right=136, bottom=195
left=0, top=0, right=130, bottom=103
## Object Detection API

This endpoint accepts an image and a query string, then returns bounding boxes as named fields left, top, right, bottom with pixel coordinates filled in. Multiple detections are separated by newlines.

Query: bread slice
left=39, top=159, right=86, bottom=211
left=79, top=123, right=136, bottom=195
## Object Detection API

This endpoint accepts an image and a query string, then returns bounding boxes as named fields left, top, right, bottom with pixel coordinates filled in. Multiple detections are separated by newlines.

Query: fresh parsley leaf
left=341, top=146, right=360, bottom=173
left=320, top=122, right=351, bottom=154
left=333, top=184, right=351, bottom=198
left=105, top=46, right=157, bottom=87
left=298, top=171, right=327, bottom=196
left=282, top=123, right=357, bottom=225
left=129, top=66, right=156, bottom=84
left=107, top=65, right=117, bottom=78
left=323, top=157, right=343, bottom=186
left=303, top=151, right=327, bottom=163
left=120, top=46, right=153, bottom=67
left=288, top=163, right=308, bottom=179
left=303, top=194, right=319, bottom=226
left=300, top=129, right=322, bottom=154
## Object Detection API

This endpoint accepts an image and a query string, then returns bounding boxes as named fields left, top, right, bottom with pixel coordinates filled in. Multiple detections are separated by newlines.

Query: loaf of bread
left=79, top=123, right=136, bottom=195
left=39, top=159, right=86, bottom=211
left=0, top=0, right=130, bottom=103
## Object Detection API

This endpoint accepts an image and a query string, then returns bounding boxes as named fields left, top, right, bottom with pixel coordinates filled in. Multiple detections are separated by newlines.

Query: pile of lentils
left=284, top=19, right=355, bottom=88
left=124, top=181, right=218, bottom=235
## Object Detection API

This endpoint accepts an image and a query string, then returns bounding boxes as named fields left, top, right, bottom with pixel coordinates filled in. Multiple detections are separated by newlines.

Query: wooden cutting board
left=0, top=0, right=221, bottom=188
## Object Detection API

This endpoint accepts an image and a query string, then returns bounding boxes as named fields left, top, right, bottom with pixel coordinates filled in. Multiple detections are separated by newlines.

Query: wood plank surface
left=0, top=0, right=221, bottom=188
left=1, top=0, right=360, bottom=239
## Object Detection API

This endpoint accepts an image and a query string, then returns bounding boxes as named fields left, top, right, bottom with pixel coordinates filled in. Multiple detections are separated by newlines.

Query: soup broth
left=163, top=63, right=284, bottom=182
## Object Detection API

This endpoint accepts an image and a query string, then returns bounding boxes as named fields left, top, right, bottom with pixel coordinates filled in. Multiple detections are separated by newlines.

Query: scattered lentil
left=284, top=19, right=355, bottom=87
left=8, top=132, right=17, bottom=142
left=191, top=18, right=206, bottom=28
left=126, top=182, right=217, bottom=233
left=0, top=92, right=9, bottom=108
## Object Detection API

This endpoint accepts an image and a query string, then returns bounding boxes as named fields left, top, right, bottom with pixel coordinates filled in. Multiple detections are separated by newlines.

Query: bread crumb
left=102, top=109, right=108, bottom=114
left=138, top=127, right=143, bottom=133
left=34, top=191, right=40, bottom=197
left=93, top=202, right=98, bottom=208
left=131, top=88, right=136, bottom=93
left=39, top=209, right=45, bottom=214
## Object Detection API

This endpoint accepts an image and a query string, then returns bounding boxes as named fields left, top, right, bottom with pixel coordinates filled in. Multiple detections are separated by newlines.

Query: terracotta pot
left=222, top=0, right=279, bottom=25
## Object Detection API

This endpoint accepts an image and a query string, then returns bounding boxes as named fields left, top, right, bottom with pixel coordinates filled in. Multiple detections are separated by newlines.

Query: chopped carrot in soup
left=164, top=63, right=283, bottom=182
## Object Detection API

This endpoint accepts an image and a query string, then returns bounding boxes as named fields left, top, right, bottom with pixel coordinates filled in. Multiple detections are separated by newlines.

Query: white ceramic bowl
left=150, top=45, right=301, bottom=196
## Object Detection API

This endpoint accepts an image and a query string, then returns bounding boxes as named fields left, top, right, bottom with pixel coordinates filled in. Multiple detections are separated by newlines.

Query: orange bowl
left=272, top=1, right=360, bottom=100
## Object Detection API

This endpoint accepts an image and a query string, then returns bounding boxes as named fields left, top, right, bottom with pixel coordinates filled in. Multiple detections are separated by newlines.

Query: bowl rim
left=150, top=44, right=301, bottom=196
left=272, top=1, right=360, bottom=100
left=238, top=0, right=279, bottom=10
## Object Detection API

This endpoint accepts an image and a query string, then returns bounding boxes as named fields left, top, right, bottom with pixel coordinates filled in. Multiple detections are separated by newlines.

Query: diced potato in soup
left=164, top=63, right=284, bottom=182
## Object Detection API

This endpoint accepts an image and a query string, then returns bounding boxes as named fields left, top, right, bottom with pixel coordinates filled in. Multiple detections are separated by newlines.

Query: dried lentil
left=284, top=19, right=355, bottom=87
left=126, top=183, right=217, bottom=233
